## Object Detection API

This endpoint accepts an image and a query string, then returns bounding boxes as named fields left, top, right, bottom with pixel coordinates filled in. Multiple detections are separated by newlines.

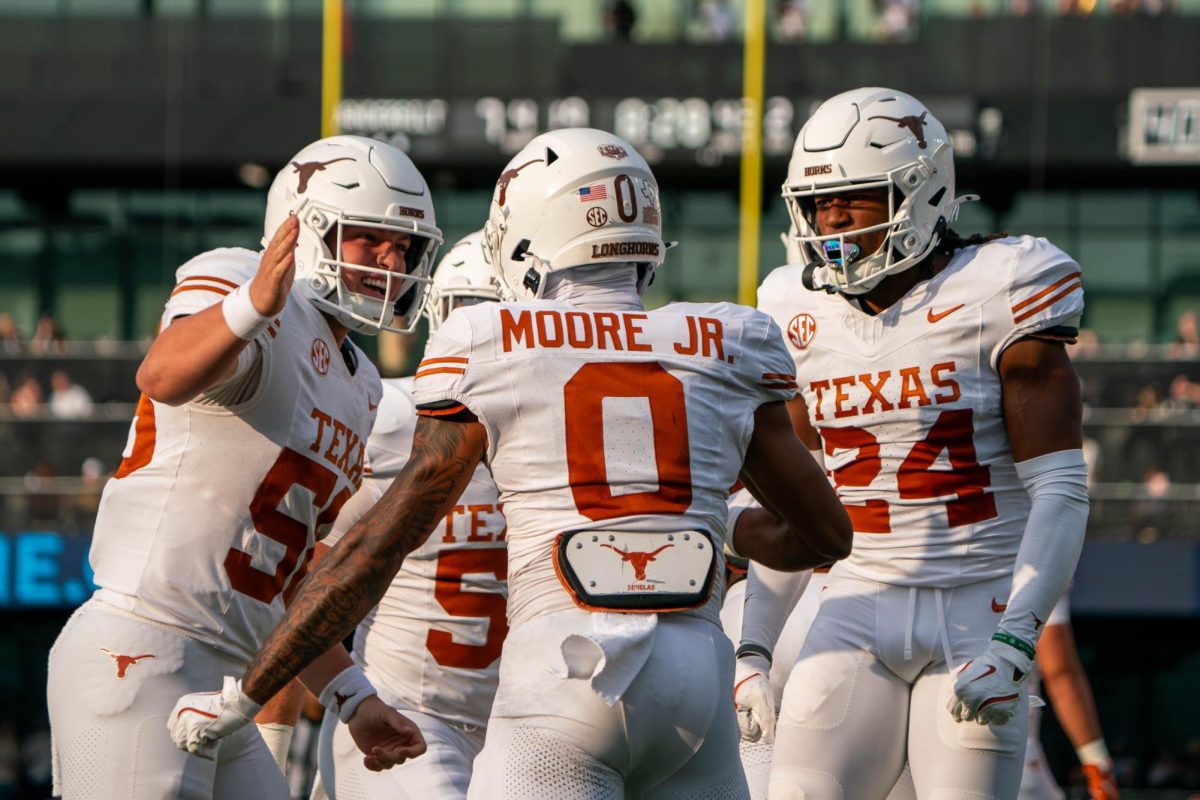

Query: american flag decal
left=578, top=183, right=608, bottom=202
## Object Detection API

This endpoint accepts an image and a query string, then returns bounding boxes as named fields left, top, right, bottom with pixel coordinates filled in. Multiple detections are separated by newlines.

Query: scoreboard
left=336, top=95, right=986, bottom=169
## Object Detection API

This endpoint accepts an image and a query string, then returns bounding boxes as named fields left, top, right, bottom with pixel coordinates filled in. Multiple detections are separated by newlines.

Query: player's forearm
left=996, top=450, right=1089, bottom=652
left=734, top=506, right=841, bottom=570
left=241, top=417, right=482, bottom=704
left=136, top=304, right=251, bottom=405
left=1038, top=626, right=1105, bottom=748
left=254, top=677, right=308, bottom=727
left=740, top=561, right=811, bottom=654
left=297, top=644, right=357, bottom=698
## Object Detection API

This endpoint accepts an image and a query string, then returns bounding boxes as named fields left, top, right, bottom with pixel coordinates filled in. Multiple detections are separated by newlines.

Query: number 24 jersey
left=759, top=236, right=1084, bottom=588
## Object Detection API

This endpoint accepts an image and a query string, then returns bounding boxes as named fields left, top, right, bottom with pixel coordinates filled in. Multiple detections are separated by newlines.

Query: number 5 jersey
left=88, top=247, right=382, bottom=665
left=759, top=235, right=1084, bottom=587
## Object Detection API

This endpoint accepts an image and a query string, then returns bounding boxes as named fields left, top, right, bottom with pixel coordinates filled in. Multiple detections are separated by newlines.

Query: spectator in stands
left=48, top=369, right=93, bottom=419
left=697, top=0, right=736, bottom=41
left=8, top=375, right=44, bottom=418
left=1170, top=310, right=1199, bottom=358
left=0, top=313, right=21, bottom=355
left=1163, top=374, right=1200, bottom=411
left=606, top=0, right=637, bottom=41
left=777, top=0, right=808, bottom=41
left=1133, top=464, right=1171, bottom=540
left=1129, top=384, right=1161, bottom=423
left=23, top=461, right=59, bottom=525
left=30, top=312, right=67, bottom=356
left=875, top=0, right=917, bottom=41
left=72, top=456, right=106, bottom=526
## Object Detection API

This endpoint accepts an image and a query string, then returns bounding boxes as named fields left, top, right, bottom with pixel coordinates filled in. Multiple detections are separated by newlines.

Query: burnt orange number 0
left=564, top=361, right=693, bottom=521
left=426, top=547, right=509, bottom=669
left=224, top=448, right=350, bottom=604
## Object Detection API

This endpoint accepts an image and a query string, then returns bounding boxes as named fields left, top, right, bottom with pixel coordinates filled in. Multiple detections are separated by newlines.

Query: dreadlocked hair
left=932, top=228, right=1009, bottom=258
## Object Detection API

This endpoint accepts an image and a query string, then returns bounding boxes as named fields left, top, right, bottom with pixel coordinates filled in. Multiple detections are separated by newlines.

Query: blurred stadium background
left=1, top=0, right=1199, bottom=797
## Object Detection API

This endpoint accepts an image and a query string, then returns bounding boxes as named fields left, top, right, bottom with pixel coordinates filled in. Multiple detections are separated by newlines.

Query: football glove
left=948, top=639, right=1033, bottom=726
left=1082, top=762, right=1119, bottom=800
left=169, top=676, right=262, bottom=759
left=734, top=653, right=775, bottom=744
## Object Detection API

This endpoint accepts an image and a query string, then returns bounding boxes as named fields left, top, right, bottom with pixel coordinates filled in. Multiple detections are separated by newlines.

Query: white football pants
left=770, top=574, right=1028, bottom=800
left=467, top=609, right=749, bottom=800
left=47, top=599, right=288, bottom=800
left=315, top=707, right=484, bottom=799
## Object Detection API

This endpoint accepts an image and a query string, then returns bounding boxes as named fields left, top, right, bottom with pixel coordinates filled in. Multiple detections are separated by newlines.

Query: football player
left=313, top=231, right=507, bottom=800
left=1020, top=594, right=1119, bottom=800
left=737, top=88, right=1089, bottom=799
left=169, top=128, right=852, bottom=799
left=47, top=136, right=442, bottom=800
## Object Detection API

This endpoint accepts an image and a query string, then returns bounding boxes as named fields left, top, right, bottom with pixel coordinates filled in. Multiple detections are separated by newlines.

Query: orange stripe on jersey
left=414, top=367, right=467, bottom=379
left=170, top=284, right=232, bottom=298
left=417, top=356, right=469, bottom=369
left=1011, top=272, right=1081, bottom=313
left=761, top=372, right=797, bottom=381
left=1012, top=281, right=1082, bottom=324
left=814, top=564, right=833, bottom=573
left=113, top=393, right=156, bottom=479
left=178, top=275, right=240, bottom=290
left=760, top=381, right=798, bottom=390
left=416, top=403, right=468, bottom=417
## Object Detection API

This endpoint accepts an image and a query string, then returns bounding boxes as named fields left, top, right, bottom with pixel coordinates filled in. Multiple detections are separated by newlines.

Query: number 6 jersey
left=411, top=299, right=796, bottom=629
left=88, top=248, right=382, bottom=664
left=759, top=235, right=1084, bottom=588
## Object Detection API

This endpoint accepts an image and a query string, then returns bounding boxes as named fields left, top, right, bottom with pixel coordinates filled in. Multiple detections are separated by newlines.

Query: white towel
left=553, top=612, right=658, bottom=706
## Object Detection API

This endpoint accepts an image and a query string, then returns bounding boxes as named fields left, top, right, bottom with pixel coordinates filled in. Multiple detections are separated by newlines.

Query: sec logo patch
left=787, top=313, right=817, bottom=350
left=311, top=338, right=331, bottom=375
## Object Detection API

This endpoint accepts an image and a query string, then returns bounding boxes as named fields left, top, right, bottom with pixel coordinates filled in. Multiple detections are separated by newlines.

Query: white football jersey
left=325, top=377, right=506, bottom=730
left=759, top=236, right=1084, bottom=588
left=89, top=248, right=381, bottom=664
left=411, top=300, right=796, bottom=628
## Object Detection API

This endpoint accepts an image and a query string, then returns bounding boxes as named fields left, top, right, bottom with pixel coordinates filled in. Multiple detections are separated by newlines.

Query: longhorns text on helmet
left=481, top=128, right=667, bottom=302
left=263, top=135, right=444, bottom=335
left=781, top=88, right=976, bottom=295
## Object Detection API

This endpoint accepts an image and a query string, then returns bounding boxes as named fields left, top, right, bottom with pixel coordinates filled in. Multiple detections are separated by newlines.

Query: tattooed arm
left=241, top=411, right=488, bottom=704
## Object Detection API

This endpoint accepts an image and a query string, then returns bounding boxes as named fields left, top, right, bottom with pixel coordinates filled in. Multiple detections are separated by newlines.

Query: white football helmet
left=424, top=230, right=503, bottom=332
left=781, top=88, right=973, bottom=295
left=262, top=135, right=443, bottom=334
left=482, top=128, right=666, bottom=301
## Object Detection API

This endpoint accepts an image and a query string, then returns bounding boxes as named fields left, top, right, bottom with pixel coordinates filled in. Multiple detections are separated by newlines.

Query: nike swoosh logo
left=969, top=665, right=997, bottom=683
left=927, top=304, right=965, bottom=323
left=991, top=598, right=1007, bottom=613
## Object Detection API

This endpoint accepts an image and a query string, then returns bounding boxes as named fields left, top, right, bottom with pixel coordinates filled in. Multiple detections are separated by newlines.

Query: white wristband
left=1077, top=738, right=1111, bottom=767
left=222, top=284, right=273, bottom=341
left=318, top=665, right=377, bottom=723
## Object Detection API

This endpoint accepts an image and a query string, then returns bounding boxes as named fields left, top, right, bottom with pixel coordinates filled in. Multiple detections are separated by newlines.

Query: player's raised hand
left=347, top=696, right=427, bottom=771
left=249, top=215, right=300, bottom=317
